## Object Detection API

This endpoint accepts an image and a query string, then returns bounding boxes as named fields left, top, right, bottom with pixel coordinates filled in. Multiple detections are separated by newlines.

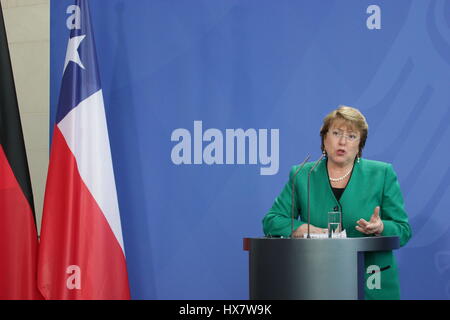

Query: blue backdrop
left=50, top=0, right=450, bottom=299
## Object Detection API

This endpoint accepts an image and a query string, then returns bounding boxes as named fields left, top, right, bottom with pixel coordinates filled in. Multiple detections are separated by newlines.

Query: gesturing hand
left=356, top=206, right=384, bottom=235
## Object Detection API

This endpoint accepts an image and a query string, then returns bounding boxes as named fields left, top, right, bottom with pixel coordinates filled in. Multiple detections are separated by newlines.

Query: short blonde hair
left=320, top=105, right=368, bottom=157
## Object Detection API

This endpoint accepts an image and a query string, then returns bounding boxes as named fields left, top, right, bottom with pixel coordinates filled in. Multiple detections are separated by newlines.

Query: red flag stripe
left=38, top=127, right=130, bottom=299
left=0, top=145, right=41, bottom=299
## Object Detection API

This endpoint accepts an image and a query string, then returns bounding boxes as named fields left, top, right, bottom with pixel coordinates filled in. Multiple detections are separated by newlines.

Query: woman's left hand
left=356, top=206, right=384, bottom=235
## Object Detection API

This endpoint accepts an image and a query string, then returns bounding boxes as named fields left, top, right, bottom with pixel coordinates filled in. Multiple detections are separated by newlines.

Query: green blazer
left=263, top=158, right=412, bottom=300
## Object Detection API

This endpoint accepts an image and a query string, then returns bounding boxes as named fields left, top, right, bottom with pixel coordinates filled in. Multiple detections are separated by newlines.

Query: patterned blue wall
left=50, top=0, right=450, bottom=299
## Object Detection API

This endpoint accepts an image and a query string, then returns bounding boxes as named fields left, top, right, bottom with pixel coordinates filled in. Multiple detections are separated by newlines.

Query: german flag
left=0, top=3, right=41, bottom=299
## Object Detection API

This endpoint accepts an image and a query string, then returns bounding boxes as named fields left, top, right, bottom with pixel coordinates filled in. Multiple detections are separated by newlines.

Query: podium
left=243, top=236, right=399, bottom=300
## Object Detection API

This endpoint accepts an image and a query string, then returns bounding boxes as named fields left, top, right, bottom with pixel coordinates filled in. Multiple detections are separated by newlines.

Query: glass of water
left=328, top=211, right=341, bottom=238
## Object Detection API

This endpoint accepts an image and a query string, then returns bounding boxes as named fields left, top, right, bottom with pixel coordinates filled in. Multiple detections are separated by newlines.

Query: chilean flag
left=38, top=0, right=130, bottom=299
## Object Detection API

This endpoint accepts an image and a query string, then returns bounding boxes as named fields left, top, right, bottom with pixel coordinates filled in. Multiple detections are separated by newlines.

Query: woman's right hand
left=292, top=224, right=328, bottom=238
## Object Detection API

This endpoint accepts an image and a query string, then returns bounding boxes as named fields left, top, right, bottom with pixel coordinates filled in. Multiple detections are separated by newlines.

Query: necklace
left=329, top=167, right=353, bottom=182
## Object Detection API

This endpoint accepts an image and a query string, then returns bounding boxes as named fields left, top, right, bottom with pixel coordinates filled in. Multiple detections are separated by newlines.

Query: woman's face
left=323, top=119, right=360, bottom=167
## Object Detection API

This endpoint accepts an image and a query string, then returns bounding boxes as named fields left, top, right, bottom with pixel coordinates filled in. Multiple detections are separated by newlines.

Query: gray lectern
left=243, top=237, right=399, bottom=300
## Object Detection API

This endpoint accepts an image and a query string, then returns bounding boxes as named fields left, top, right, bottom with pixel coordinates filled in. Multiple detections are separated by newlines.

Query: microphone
left=290, top=155, right=311, bottom=238
left=307, top=153, right=325, bottom=238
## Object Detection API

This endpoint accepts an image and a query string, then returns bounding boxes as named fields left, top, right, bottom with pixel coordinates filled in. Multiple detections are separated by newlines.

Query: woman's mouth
left=336, top=149, right=346, bottom=156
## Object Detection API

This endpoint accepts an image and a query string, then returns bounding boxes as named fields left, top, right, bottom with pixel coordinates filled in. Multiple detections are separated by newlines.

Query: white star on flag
left=63, top=35, right=86, bottom=73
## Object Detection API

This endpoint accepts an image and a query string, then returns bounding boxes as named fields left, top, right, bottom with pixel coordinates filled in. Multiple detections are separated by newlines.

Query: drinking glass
left=328, top=211, right=341, bottom=238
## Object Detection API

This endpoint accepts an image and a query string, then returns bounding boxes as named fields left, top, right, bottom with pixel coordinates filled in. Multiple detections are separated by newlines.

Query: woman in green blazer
left=263, top=106, right=412, bottom=300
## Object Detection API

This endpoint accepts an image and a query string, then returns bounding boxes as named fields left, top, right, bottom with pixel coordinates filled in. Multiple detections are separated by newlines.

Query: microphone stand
left=290, top=155, right=311, bottom=238
left=307, top=153, right=325, bottom=238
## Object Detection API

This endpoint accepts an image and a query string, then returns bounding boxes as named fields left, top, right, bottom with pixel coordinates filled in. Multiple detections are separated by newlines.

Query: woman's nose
left=338, top=136, right=347, bottom=144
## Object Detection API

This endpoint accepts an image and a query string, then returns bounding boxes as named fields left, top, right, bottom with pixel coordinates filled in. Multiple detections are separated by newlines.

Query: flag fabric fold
left=0, top=3, right=42, bottom=300
left=38, top=0, right=130, bottom=299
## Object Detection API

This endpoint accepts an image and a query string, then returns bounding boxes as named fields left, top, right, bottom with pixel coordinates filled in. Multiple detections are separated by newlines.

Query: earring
left=357, top=156, right=360, bottom=163
left=322, top=151, right=327, bottom=159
